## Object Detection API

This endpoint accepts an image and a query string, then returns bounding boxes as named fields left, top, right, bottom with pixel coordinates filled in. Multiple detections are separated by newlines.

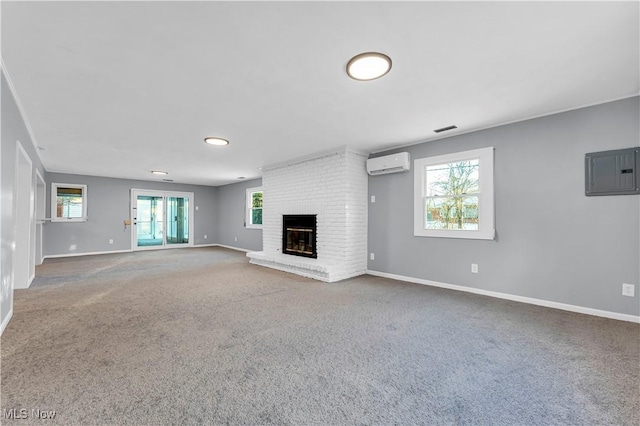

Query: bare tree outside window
left=414, top=147, right=494, bottom=240
left=425, top=159, right=479, bottom=230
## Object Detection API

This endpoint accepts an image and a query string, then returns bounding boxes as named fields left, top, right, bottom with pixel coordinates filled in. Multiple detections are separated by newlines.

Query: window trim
left=413, top=147, right=495, bottom=240
left=245, top=186, right=263, bottom=229
left=51, top=183, right=88, bottom=222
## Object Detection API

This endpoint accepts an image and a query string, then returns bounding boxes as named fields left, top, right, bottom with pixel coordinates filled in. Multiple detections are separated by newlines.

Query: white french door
left=131, top=189, right=194, bottom=251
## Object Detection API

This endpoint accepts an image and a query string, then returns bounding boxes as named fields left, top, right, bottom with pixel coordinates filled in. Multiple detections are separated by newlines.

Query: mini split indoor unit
left=366, top=152, right=410, bottom=175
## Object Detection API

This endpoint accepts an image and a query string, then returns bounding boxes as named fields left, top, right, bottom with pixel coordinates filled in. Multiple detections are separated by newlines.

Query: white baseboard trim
left=211, top=244, right=252, bottom=253
left=1, top=308, right=13, bottom=336
left=43, top=249, right=133, bottom=260
left=367, top=270, right=640, bottom=324
left=42, top=244, right=253, bottom=260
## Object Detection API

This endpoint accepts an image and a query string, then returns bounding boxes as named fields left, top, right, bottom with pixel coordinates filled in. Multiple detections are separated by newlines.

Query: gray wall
left=368, top=97, right=640, bottom=317
left=44, top=173, right=218, bottom=257
left=216, top=178, right=263, bottom=251
left=1, top=71, right=47, bottom=328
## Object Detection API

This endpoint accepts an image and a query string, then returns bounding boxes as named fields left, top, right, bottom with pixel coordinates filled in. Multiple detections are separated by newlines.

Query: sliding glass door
left=131, top=190, right=194, bottom=250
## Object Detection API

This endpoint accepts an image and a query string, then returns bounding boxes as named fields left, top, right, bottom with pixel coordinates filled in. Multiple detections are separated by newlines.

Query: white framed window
left=245, top=187, right=263, bottom=229
left=414, top=147, right=494, bottom=240
left=51, top=183, right=87, bottom=222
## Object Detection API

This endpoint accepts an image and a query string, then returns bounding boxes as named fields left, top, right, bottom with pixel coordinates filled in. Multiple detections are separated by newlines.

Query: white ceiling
left=2, top=1, right=638, bottom=186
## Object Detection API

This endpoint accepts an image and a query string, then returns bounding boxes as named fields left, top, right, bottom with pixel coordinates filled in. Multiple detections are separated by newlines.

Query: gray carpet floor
left=1, top=247, right=638, bottom=425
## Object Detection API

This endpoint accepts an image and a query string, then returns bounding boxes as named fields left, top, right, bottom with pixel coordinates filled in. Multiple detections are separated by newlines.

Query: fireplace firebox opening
left=282, top=215, right=317, bottom=259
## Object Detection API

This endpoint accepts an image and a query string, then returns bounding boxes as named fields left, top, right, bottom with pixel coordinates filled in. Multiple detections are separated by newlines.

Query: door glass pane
left=166, top=197, right=189, bottom=244
left=137, top=196, right=164, bottom=247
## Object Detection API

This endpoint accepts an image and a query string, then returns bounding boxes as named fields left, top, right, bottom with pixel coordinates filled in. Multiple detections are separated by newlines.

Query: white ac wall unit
left=366, top=152, right=410, bottom=175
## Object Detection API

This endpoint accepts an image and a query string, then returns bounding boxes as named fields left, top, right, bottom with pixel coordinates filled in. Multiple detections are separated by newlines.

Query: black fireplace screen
left=282, top=215, right=317, bottom=258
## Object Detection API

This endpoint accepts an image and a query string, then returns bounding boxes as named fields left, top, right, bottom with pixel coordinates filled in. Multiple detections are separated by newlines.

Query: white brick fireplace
left=247, top=148, right=368, bottom=282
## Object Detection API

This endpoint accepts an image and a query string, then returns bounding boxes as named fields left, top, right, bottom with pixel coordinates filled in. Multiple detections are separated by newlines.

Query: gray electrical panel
left=585, top=147, right=639, bottom=196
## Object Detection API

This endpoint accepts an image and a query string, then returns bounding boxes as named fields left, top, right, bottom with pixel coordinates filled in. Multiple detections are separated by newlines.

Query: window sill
left=414, top=228, right=495, bottom=240
left=51, top=218, right=87, bottom=223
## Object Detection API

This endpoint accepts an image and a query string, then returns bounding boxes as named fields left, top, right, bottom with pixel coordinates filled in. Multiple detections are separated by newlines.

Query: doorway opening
left=14, top=142, right=34, bottom=289
left=35, top=170, right=46, bottom=265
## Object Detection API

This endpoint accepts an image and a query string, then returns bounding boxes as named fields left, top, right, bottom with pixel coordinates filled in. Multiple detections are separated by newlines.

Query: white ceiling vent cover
left=366, top=152, right=411, bottom=175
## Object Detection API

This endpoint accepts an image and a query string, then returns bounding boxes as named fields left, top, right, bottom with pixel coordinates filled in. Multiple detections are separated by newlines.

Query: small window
left=246, top=187, right=263, bottom=229
left=52, top=183, right=87, bottom=222
left=414, top=147, right=494, bottom=240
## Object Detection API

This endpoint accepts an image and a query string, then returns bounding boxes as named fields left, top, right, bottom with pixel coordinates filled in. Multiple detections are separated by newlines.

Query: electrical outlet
left=471, top=263, right=478, bottom=274
left=370, top=253, right=375, bottom=260
left=109, top=239, right=113, bottom=245
left=234, top=237, right=238, bottom=242
left=204, top=235, right=207, bottom=239
left=371, top=195, right=376, bottom=203
left=622, top=283, right=635, bottom=297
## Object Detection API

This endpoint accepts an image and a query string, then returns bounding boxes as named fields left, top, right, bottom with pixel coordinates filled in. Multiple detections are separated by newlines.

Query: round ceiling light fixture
left=204, top=137, right=230, bottom=146
left=346, top=52, right=392, bottom=81
left=151, top=170, right=168, bottom=175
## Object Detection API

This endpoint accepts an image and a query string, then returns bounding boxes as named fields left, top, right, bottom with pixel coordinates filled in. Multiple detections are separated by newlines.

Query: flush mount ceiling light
left=151, top=170, right=168, bottom=175
left=204, top=137, right=230, bottom=146
left=346, top=52, right=392, bottom=81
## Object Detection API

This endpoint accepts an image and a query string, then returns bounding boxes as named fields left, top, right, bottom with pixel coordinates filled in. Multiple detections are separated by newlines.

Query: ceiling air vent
left=434, top=125, right=458, bottom=133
